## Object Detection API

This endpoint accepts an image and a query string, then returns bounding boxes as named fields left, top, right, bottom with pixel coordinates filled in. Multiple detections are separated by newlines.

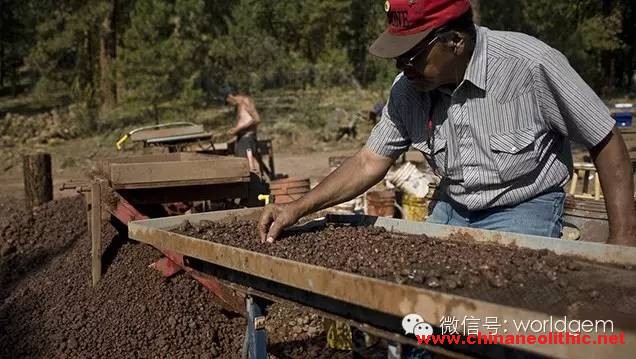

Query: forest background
left=0, top=0, right=633, bottom=170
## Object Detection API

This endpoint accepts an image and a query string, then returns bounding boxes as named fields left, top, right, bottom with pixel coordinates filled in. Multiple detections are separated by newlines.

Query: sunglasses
left=395, top=34, right=440, bottom=71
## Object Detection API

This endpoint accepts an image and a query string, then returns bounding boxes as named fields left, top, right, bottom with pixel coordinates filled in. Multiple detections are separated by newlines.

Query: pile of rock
left=0, top=106, right=84, bottom=148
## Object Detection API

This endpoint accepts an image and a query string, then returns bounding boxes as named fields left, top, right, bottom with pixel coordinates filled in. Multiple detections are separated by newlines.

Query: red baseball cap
left=369, top=0, right=472, bottom=58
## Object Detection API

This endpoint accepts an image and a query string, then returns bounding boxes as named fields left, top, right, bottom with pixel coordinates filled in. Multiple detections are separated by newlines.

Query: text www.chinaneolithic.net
left=416, top=332, right=626, bottom=345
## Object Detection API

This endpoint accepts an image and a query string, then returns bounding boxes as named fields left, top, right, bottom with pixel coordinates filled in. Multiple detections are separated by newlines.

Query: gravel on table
left=175, top=218, right=636, bottom=327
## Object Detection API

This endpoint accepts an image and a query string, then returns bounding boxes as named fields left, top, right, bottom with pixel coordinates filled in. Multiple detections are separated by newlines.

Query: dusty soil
left=176, top=218, right=636, bottom=326
left=0, top=196, right=245, bottom=357
left=0, top=196, right=361, bottom=358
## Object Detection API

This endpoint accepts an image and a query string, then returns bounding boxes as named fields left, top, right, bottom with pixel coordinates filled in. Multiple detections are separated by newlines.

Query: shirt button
left=511, top=146, right=517, bottom=151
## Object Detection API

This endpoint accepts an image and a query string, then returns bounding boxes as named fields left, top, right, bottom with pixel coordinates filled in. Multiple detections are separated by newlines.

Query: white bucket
left=387, top=163, right=430, bottom=198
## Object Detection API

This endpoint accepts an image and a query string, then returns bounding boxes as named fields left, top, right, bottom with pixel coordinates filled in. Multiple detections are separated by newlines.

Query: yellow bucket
left=324, top=318, right=352, bottom=350
left=402, top=193, right=429, bottom=221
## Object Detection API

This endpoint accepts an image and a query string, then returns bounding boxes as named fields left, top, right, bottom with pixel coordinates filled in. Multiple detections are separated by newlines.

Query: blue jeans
left=427, top=190, right=566, bottom=238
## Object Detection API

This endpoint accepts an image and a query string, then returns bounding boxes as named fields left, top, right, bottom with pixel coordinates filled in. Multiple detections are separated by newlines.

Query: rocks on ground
left=0, top=196, right=357, bottom=358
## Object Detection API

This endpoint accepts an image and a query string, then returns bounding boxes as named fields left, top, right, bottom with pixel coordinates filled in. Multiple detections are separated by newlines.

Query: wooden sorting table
left=89, top=153, right=260, bottom=286
left=128, top=208, right=636, bottom=359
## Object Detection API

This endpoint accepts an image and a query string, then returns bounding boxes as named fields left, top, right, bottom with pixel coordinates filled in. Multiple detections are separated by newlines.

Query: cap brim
left=369, top=29, right=433, bottom=58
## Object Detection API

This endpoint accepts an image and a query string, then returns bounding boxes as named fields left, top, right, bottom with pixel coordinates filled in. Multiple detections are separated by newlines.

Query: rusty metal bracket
left=60, top=181, right=91, bottom=193
left=149, top=257, right=183, bottom=277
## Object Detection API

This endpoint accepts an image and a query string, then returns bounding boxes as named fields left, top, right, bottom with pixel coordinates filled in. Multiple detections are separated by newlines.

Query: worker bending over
left=259, top=0, right=635, bottom=245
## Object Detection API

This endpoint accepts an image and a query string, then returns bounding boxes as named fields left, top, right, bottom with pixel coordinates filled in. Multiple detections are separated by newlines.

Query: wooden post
left=84, top=192, right=92, bottom=236
left=594, top=173, right=602, bottom=201
left=569, top=169, right=579, bottom=196
left=91, top=180, right=103, bottom=286
left=23, top=153, right=53, bottom=210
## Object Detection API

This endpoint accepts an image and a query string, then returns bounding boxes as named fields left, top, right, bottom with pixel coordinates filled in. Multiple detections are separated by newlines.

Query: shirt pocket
left=430, top=138, right=448, bottom=178
left=489, top=128, right=538, bottom=182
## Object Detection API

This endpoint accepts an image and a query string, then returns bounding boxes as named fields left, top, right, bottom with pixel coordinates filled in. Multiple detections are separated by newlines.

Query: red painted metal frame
left=148, top=257, right=182, bottom=277
left=107, top=191, right=246, bottom=315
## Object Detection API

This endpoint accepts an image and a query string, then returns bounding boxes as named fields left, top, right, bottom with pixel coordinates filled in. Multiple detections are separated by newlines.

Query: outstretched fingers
left=258, top=206, right=276, bottom=242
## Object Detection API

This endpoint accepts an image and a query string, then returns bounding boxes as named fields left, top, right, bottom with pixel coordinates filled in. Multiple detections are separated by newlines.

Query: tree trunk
left=10, top=66, right=17, bottom=97
left=470, top=0, right=481, bottom=25
left=99, top=0, right=118, bottom=112
left=0, top=39, right=4, bottom=88
left=153, top=103, right=159, bottom=124
left=23, top=153, right=53, bottom=210
left=85, top=30, right=95, bottom=101
left=600, top=0, right=615, bottom=96
left=0, top=0, right=4, bottom=87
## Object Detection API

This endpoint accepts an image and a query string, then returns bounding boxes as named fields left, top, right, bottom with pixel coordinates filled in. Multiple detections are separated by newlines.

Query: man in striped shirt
left=259, top=0, right=635, bottom=246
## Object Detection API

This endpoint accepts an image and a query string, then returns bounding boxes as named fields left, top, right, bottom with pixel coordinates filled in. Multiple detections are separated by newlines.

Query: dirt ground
left=0, top=147, right=381, bottom=358
left=0, top=194, right=372, bottom=358
left=0, top=149, right=393, bottom=358
left=0, top=138, right=631, bottom=358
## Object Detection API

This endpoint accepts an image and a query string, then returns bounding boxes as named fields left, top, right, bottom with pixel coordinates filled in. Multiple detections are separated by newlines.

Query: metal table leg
left=244, top=296, right=268, bottom=359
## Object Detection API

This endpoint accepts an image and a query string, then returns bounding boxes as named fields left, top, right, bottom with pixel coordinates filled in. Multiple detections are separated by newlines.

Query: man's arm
left=258, top=148, right=394, bottom=242
left=228, top=121, right=252, bottom=135
left=591, top=127, right=636, bottom=246
left=535, top=48, right=634, bottom=245
left=244, top=97, right=261, bottom=125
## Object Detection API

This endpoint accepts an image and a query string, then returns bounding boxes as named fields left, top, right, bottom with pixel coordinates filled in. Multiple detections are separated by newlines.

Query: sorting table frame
left=128, top=208, right=636, bottom=359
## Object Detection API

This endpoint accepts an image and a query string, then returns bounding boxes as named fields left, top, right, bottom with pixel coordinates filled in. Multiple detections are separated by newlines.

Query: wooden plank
left=100, top=154, right=178, bottom=173
left=128, top=210, right=636, bottom=359
left=144, top=132, right=214, bottom=144
left=105, top=153, right=241, bottom=164
left=91, top=180, right=103, bottom=286
left=111, top=176, right=250, bottom=190
left=130, top=125, right=205, bottom=141
left=568, top=170, right=578, bottom=195
left=117, top=182, right=249, bottom=203
left=102, top=152, right=223, bottom=166
left=98, top=154, right=193, bottom=176
left=369, top=215, right=636, bottom=265
left=127, top=208, right=636, bottom=266
left=110, top=158, right=249, bottom=186
left=84, top=192, right=91, bottom=234
left=594, top=174, right=601, bottom=200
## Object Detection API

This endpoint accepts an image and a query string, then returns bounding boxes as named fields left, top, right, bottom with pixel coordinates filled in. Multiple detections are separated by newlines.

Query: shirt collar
left=462, top=25, right=488, bottom=91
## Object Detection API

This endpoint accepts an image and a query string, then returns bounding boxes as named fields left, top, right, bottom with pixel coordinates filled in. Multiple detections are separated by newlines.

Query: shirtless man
left=223, top=88, right=261, bottom=172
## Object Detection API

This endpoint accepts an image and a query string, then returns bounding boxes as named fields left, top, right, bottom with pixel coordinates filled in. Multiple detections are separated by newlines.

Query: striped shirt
left=366, top=26, right=615, bottom=211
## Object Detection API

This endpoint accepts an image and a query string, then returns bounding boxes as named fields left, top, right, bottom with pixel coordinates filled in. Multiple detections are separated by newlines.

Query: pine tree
left=120, top=0, right=215, bottom=121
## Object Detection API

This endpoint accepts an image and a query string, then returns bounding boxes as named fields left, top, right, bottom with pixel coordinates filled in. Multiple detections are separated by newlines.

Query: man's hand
left=227, top=128, right=237, bottom=136
left=257, top=148, right=395, bottom=243
left=258, top=203, right=304, bottom=243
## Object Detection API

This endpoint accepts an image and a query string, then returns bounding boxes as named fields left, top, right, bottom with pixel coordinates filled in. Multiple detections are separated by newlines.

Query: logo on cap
left=408, top=0, right=418, bottom=5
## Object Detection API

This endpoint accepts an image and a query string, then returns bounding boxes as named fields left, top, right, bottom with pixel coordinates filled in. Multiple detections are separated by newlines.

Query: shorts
left=235, top=133, right=257, bottom=157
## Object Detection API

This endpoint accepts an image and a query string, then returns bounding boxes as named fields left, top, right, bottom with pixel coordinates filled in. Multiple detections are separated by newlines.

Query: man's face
left=395, top=32, right=457, bottom=92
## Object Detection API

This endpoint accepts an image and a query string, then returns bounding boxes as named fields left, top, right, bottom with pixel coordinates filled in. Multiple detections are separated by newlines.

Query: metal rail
left=128, top=208, right=636, bottom=359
